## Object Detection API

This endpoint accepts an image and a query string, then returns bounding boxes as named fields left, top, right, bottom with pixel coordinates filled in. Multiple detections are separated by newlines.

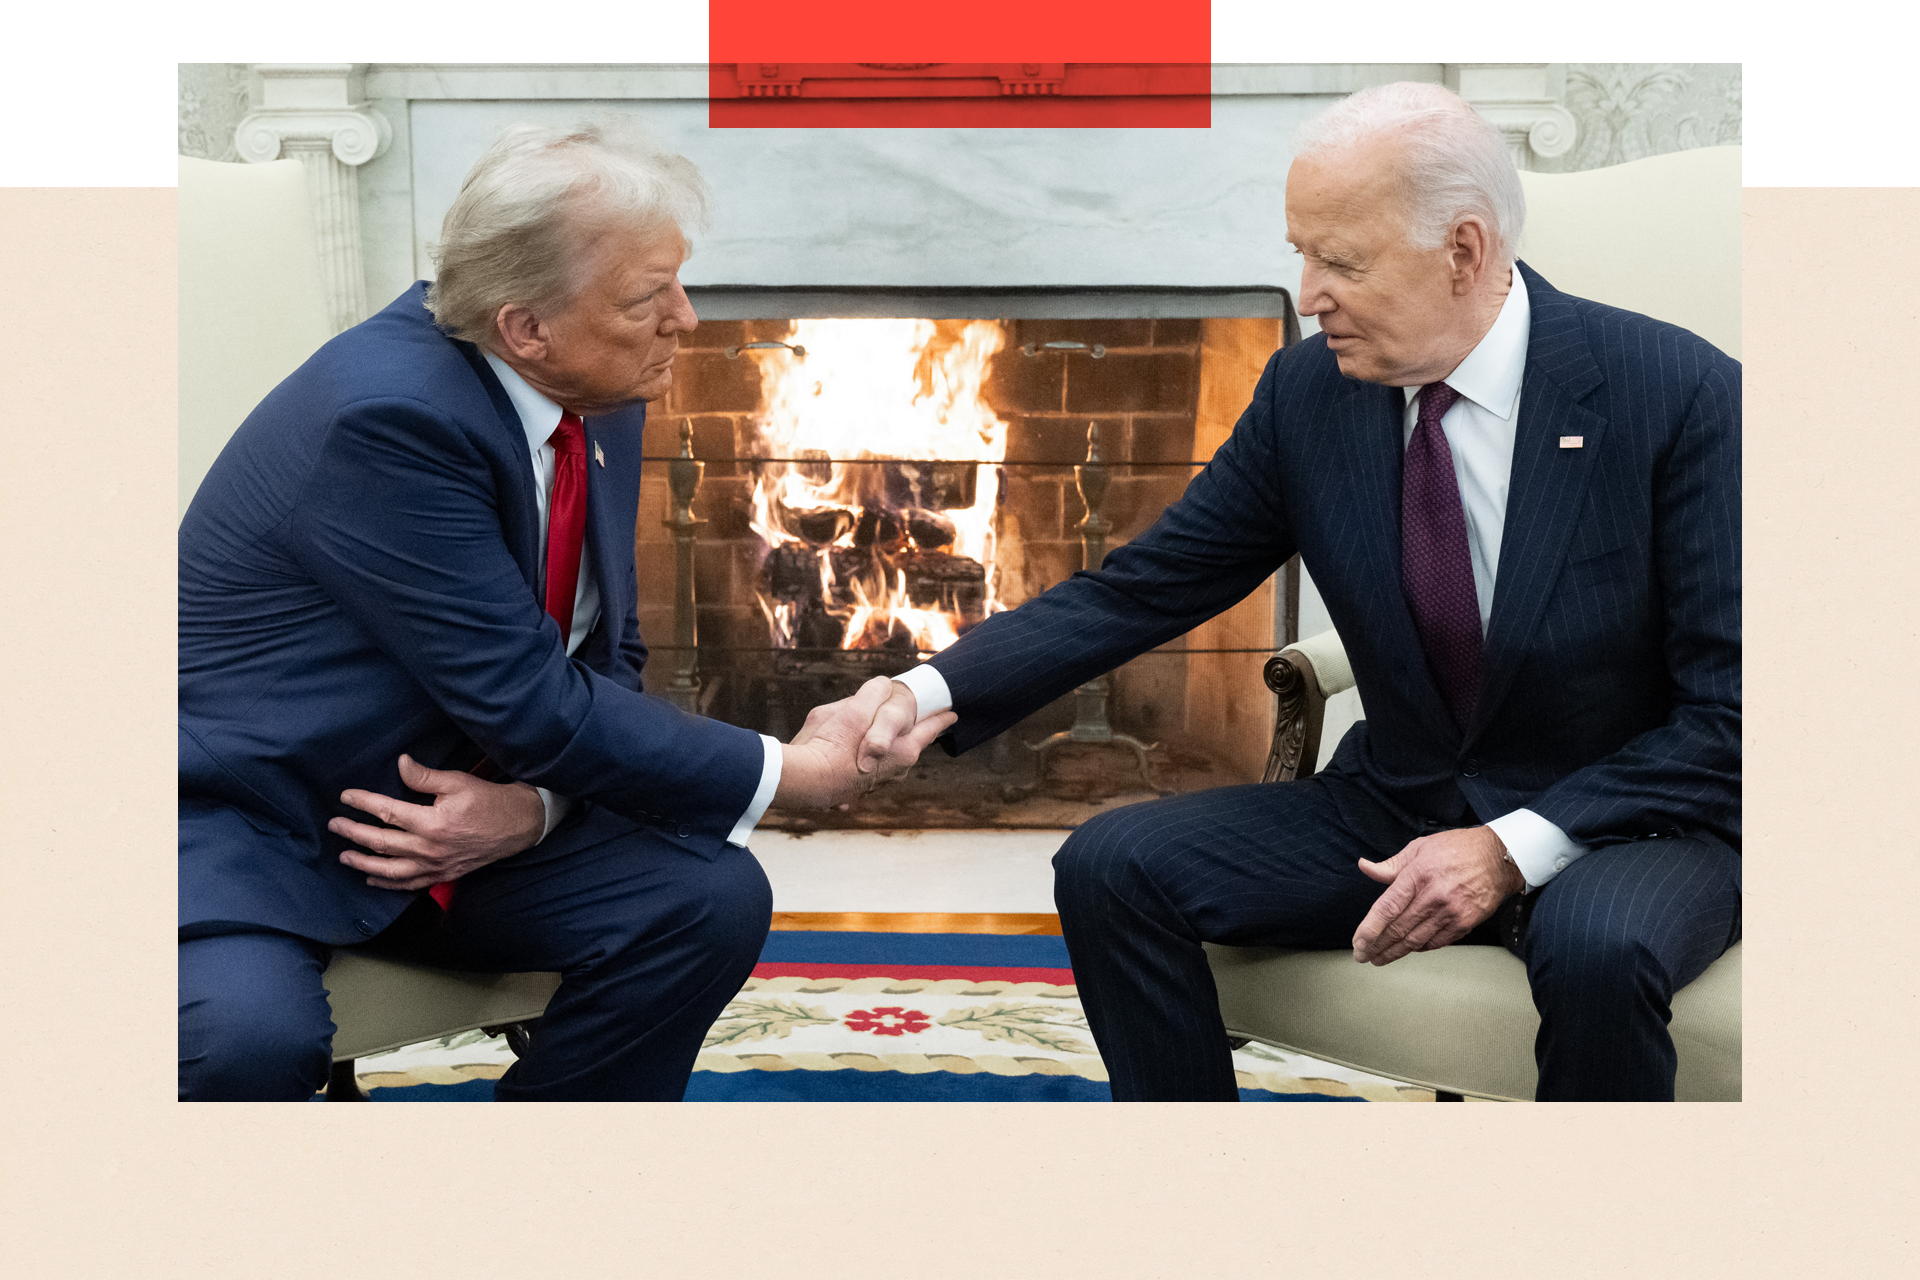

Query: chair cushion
left=178, top=156, right=333, bottom=518
left=1516, top=145, right=1741, bottom=360
left=1206, top=941, right=1739, bottom=1101
left=1284, top=629, right=1354, bottom=699
left=322, top=950, right=562, bottom=1061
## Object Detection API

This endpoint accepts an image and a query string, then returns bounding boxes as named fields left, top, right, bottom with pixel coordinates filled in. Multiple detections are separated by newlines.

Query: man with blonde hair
left=868, top=82, right=1741, bottom=1100
left=178, top=120, right=951, bottom=1101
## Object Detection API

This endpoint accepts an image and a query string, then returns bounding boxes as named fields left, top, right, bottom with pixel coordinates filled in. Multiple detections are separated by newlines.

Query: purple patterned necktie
left=1402, top=381, right=1481, bottom=728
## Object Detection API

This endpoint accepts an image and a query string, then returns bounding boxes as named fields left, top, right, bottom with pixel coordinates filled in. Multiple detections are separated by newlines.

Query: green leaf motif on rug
left=936, top=1003, right=1095, bottom=1055
left=704, top=998, right=838, bottom=1049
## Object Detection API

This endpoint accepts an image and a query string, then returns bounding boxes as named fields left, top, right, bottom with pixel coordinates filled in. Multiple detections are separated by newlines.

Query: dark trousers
left=1052, top=773, right=1742, bottom=1102
left=178, top=809, right=772, bottom=1101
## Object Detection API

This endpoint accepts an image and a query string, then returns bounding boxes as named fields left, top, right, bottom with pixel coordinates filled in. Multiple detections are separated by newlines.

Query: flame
left=746, top=318, right=1008, bottom=654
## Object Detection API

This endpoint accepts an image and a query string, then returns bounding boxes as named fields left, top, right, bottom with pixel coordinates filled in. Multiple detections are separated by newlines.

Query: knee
left=1053, top=806, right=1156, bottom=906
left=178, top=995, right=333, bottom=1101
left=1526, top=911, right=1668, bottom=1004
left=683, top=847, right=773, bottom=968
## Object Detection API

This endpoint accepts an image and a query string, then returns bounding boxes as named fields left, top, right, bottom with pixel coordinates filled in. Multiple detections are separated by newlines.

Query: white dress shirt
left=482, top=353, right=781, bottom=847
left=896, top=268, right=1587, bottom=890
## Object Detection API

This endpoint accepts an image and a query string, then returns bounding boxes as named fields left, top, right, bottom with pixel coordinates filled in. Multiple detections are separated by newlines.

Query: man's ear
left=493, top=304, right=548, bottom=362
left=1446, top=216, right=1497, bottom=296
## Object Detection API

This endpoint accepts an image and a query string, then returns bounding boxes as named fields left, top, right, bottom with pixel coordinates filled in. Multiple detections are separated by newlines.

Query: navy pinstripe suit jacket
left=930, top=263, right=1741, bottom=851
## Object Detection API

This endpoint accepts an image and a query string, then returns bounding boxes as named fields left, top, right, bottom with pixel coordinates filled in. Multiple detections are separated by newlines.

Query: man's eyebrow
left=1314, top=246, right=1364, bottom=267
left=618, top=274, right=675, bottom=304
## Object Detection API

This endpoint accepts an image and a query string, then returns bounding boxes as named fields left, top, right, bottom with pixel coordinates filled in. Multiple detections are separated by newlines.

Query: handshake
left=332, top=675, right=955, bottom=894
left=770, top=676, right=958, bottom=811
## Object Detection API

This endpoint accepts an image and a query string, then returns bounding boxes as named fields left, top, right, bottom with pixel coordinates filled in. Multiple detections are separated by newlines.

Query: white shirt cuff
left=726, top=734, right=784, bottom=846
left=532, top=787, right=568, bottom=842
left=1485, top=808, right=1588, bottom=890
left=893, top=664, right=954, bottom=721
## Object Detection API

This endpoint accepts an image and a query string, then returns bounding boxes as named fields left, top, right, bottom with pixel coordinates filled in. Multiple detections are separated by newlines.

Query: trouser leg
left=1053, top=777, right=1414, bottom=1101
left=407, top=817, right=772, bottom=1101
left=1524, top=836, right=1742, bottom=1101
left=178, top=931, right=336, bottom=1101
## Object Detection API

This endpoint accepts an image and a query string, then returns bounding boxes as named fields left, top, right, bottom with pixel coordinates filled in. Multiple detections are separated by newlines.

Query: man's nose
left=1296, top=262, right=1332, bottom=315
left=663, top=281, right=697, bottom=333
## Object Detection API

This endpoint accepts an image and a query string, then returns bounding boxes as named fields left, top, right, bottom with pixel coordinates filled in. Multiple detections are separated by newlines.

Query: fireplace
left=634, top=292, right=1300, bottom=829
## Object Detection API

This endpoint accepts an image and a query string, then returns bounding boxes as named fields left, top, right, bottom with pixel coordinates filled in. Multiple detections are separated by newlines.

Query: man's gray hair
left=426, top=116, right=711, bottom=344
left=1295, top=82, right=1525, bottom=264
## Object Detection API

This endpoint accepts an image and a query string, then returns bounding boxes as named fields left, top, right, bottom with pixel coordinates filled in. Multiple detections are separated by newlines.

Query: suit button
left=354, top=919, right=375, bottom=937
left=1460, top=759, right=1480, bottom=778
left=676, top=824, right=693, bottom=839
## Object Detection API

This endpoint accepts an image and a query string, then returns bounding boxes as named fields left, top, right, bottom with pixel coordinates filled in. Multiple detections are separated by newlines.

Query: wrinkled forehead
left=1286, top=141, right=1413, bottom=242
left=572, top=216, right=689, bottom=277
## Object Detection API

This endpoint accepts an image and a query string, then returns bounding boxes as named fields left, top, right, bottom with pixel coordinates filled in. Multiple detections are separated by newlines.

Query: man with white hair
left=178, top=120, right=951, bottom=1101
left=869, top=82, right=1741, bottom=1101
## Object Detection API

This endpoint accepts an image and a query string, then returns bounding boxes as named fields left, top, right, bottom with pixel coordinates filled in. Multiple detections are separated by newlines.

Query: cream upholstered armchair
left=179, top=157, right=562, bottom=1099
left=1206, top=146, right=1743, bottom=1102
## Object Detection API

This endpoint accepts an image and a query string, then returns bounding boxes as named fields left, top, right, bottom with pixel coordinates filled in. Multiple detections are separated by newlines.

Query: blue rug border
left=758, top=929, right=1070, bottom=968
left=328, top=1074, right=1364, bottom=1102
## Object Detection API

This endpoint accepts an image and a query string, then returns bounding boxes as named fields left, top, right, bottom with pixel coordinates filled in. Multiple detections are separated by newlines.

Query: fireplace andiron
left=661, top=420, right=705, bottom=713
left=1018, top=422, right=1161, bottom=796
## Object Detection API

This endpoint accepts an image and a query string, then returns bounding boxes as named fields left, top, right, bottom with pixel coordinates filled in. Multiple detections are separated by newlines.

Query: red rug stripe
left=752, top=961, right=1074, bottom=984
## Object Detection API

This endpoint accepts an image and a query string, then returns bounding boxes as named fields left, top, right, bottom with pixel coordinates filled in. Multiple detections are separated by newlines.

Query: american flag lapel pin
left=1559, top=436, right=1584, bottom=449
left=594, top=441, right=606, bottom=467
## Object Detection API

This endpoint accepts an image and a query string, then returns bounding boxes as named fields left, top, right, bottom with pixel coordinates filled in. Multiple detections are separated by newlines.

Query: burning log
left=903, top=548, right=988, bottom=621
left=793, top=599, right=847, bottom=651
left=764, top=543, right=820, bottom=602
left=905, top=508, right=956, bottom=551
left=852, top=506, right=906, bottom=552
left=884, top=460, right=977, bottom=511
left=791, top=506, right=856, bottom=547
left=846, top=613, right=924, bottom=654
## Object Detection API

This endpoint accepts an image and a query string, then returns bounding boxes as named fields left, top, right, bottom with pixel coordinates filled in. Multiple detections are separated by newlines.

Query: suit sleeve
left=282, top=395, right=765, bottom=847
left=930, top=351, right=1298, bottom=752
left=1526, top=354, right=1742, bottom=848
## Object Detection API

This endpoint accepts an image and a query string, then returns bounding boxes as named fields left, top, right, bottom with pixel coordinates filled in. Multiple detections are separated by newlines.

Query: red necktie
left=1401, top=382, right=1482, bottom=729
left=429, top=412, right=589, bottom=911
left=542, top=412, right=589, bottom=649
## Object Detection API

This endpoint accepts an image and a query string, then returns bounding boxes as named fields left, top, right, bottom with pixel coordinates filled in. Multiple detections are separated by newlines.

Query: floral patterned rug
left=330, top=931, right=1431, bottom=1102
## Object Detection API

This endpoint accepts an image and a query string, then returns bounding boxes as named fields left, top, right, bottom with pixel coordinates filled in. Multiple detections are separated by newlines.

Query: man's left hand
left=331, top=754, right=548, bottom=891
left=1350, top=825, right=1525, bottom=966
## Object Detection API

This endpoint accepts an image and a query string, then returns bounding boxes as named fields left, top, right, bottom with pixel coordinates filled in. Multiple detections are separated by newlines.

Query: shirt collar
left=1401, top=266, right=1531, bottom=420
left=482, top=350, right=567, bottom=454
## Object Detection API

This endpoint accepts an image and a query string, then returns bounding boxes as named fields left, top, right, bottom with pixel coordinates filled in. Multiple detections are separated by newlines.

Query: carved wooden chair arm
left=1261, top=629, right=1353, bottom=784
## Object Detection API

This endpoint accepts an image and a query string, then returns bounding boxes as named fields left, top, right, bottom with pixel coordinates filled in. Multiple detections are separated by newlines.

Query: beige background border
left=0, top=185, right=1913, bottom=1274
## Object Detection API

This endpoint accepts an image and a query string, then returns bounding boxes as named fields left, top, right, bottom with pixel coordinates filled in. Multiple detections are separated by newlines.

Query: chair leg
left=326, top=1060, right=370, bottom=1101
left=483, top=1020, right=539, bottom=1059
left=1434, top=1089, right=1464, bottom=1102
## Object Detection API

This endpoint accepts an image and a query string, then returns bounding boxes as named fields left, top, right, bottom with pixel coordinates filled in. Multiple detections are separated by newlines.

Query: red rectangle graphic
left=706, top=61, right=1213, bottom=129
left=708, top=0, right=1210, bottom=62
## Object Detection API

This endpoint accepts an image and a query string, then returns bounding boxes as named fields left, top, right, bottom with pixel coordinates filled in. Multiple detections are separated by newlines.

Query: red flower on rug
left=843, top=1006, right=931, bottom=1036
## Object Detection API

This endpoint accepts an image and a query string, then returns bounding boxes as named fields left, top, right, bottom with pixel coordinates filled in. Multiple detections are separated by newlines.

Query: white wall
left=399, top=95, right=1331, bottom=299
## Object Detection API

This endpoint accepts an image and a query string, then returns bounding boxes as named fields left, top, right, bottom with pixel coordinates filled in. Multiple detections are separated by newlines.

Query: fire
left=746, top=318, right=1008, bottom=655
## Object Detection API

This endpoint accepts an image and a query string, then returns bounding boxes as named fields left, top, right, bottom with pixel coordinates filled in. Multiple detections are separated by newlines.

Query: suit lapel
left=458, top=342, right=544, bottom=588
left=1469, top=265, right=1607, bottom=740
left=576, top=414, right=630, bottom=672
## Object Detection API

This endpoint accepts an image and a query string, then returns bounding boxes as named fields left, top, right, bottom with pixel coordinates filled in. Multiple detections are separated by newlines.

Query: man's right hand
left=332, top=754, right=547, bottom=891
left=774, top=677, right=955, bottom=810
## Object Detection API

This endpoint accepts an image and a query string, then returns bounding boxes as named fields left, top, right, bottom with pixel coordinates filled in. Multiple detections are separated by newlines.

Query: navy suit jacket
left=179, top=283, right=765, bottom=944
left=930, top=264, right=1741, bottom=851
